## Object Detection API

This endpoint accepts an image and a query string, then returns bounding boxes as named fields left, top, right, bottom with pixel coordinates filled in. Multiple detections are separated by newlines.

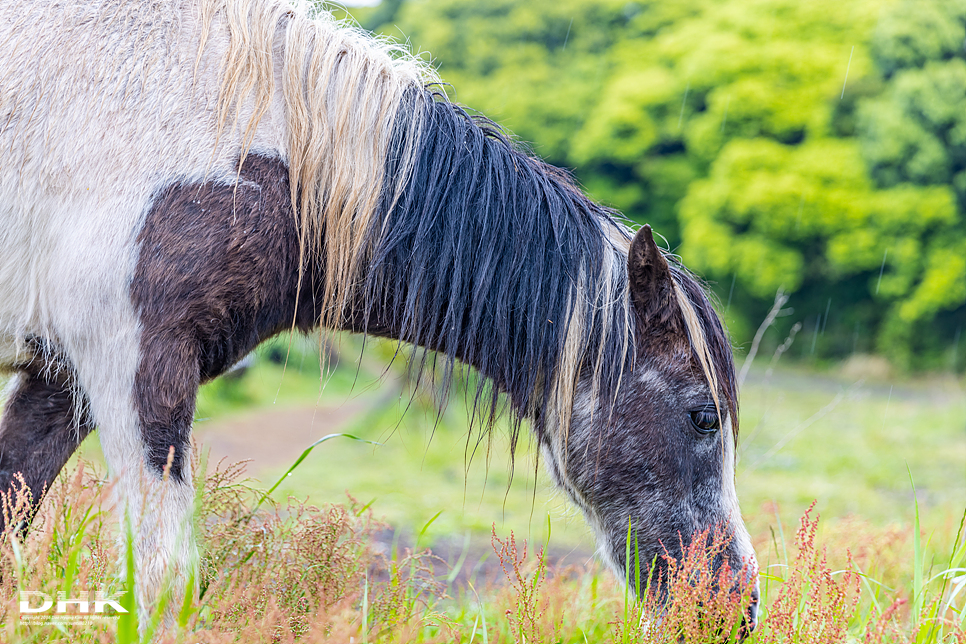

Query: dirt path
left=194, top=402, right=367, bottom=474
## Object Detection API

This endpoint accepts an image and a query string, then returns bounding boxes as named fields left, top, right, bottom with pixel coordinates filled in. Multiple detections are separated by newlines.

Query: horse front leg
left=128, top=340, right=200, bottom=630
left=0, top=361, right=94, bottom=533
left=73, top=329, right=199, bottom=633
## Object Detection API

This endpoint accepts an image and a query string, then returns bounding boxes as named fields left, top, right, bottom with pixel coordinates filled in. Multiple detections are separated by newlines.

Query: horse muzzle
left=740, top=577, right=761, bottom=639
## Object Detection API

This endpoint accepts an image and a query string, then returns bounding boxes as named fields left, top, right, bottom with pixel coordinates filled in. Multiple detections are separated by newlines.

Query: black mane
left=360, top=89, right=632, bottom=440
left=357, top=89, right=738, bottom=447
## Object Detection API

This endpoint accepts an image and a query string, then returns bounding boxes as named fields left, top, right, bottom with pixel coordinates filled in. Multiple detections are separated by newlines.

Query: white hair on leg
left=128, top=470, right=198, bottom=628
left=66, top=303, right=197, bottom=632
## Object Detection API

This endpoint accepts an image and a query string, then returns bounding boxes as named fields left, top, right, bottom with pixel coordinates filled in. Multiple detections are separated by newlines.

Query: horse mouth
left=739, top=579, right=761, bottom=640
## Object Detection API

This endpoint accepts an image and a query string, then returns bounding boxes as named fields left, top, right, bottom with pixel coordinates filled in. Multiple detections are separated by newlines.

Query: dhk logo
left=19, top=591, right=127, bottom=616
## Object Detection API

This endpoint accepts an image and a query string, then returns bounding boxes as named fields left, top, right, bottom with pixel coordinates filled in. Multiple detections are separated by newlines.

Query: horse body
left=0, top=0, right=235, bottom=342
left=0, top=0, right=759, bottom=632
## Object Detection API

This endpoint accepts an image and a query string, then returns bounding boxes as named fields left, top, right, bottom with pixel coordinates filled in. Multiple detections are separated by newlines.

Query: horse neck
left=342, top=93, right=632, bottom=420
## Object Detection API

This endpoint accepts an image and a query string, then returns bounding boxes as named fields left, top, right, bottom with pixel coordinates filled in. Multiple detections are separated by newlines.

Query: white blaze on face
left=721, top=412, right=757, bottom=578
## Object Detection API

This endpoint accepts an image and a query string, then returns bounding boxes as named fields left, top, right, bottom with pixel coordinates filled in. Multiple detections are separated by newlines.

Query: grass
left=2, top=332, right=964, bottom=641
left=0, top=455, right=963, bottom=642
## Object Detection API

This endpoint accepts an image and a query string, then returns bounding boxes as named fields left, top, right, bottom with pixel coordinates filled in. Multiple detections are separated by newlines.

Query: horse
left=0, top=0, right=759, bottom=632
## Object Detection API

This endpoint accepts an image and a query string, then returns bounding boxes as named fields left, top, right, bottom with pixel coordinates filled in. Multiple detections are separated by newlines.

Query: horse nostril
left=747, top=596, right=759, bottom=629
left=747, top=580, right=761, bottom=630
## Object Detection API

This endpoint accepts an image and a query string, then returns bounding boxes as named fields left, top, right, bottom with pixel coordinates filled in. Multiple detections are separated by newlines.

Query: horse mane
left=365, top=92, right=635, bottom=449
left=200, top=0, right=436, bottom=330
left=365, top=94, right=738, bottom=449
left=203, top=0, right=736, bottom=449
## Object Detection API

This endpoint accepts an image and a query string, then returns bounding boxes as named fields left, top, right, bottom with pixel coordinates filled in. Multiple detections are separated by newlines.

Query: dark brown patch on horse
left=131, top=154, right=319, bottom=481
left=0, top=348, right=94, bottom=530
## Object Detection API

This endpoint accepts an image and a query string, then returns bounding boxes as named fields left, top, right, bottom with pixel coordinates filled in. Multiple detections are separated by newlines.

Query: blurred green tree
left=367, top=0, right=965, bottom=370
left=850, top=0, right=966, bottom=367
left=379, top=0, right=632, bottom=162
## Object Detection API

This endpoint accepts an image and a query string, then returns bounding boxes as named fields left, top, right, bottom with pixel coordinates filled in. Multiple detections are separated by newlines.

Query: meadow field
left=2, top=333, right=962, bottom=642
left=191, top=334, right=966, bottom=560
left=0, top=0, right=962, bottom=640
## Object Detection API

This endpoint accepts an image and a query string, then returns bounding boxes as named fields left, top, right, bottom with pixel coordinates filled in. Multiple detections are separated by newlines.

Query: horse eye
left=689, top=408, right=720, bottom=434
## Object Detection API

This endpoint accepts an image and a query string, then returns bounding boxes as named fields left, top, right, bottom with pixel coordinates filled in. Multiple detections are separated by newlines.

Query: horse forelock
left=201, top=0, right=436, bottom=330
left=667, top=265, right=739, bottom=440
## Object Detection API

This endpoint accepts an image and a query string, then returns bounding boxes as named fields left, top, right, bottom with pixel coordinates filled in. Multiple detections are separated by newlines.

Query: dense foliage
left=362, top=0, right=965, bottom=370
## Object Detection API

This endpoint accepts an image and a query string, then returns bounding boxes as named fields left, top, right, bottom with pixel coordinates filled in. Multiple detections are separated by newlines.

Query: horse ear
left=628, top=225, right=682, bottom=333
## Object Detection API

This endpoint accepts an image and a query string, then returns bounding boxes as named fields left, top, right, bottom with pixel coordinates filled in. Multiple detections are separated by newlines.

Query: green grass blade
left=938, top=510, right=966, bottom=626
left=467, top=580, right=489, bottom=644
left=468, top=614, right=480, bottom=644
left=362, top=568, right=369, bottom=644
left=252, top=433, right=381, bottom=515
left=355, top=497, right=377, bottom=517
left=634, top=531, right=641, bottom=601
left=446, top=531, right=472, bottom=586
left=945, top=573, right=966, bottom=626
left=623, top=516, right=632, bottom=644
left=9, top=533, right=25, bottom=642
left=116, top=516, right=138, bottom=644
left=643, top=554, right=657, bottom=604
left=907, top=466, right=924, bottom=627
left=416, top=510, right=443, bottom=551
left=177, top=567, right=197, bottom=630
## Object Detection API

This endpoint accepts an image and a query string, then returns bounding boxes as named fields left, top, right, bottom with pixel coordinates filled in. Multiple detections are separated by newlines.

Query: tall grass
left=0, top=453, right=963, bottom=643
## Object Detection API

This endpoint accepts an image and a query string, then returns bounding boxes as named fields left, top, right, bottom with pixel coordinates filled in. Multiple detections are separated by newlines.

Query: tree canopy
left=361, top=0, right=965, bottom=370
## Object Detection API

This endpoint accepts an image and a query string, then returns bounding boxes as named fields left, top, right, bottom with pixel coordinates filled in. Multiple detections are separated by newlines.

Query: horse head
left=539, top=224, right=760, bottom=632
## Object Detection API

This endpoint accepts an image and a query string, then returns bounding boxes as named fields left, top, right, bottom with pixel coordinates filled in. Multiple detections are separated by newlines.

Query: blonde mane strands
left=671, top=281, right=724, bottom=426
left=200, top=0, right=436, bottom=327
left=553, top=228, right=633, bottom=461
